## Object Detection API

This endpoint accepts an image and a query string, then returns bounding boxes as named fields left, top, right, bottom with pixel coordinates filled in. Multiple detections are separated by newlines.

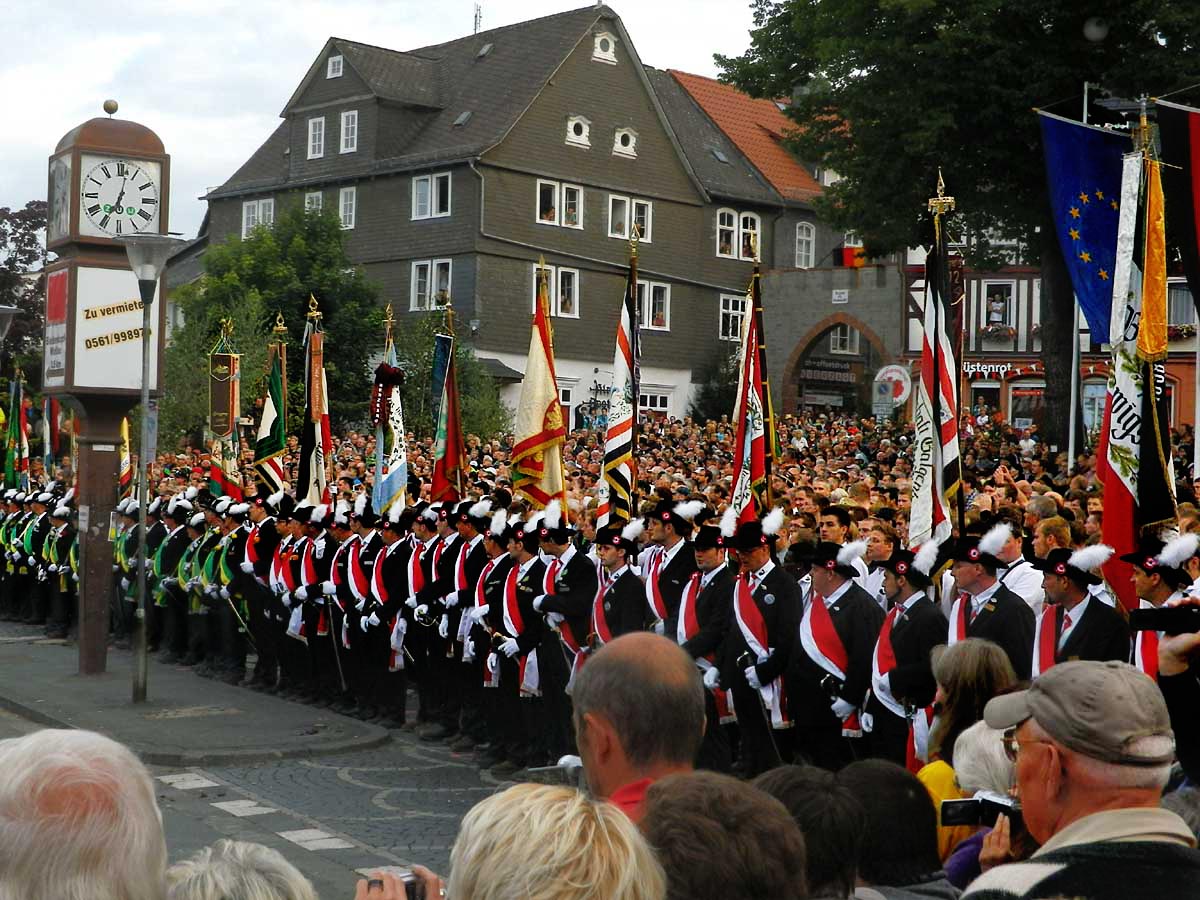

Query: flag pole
left=629, top=226, right=641, bottom=516
left=272, top=310, right=288, bottom=426
left=751, top=235, right=775, bottom=510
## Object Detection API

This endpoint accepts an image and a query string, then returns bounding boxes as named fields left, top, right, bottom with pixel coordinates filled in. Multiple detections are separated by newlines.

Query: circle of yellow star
left=1070, top=207, right=1081, bottom=219
left=1079, top=251, right=1092, bottom=263
left=1069, top=228, right=1081, bottom=240
left=1111, top=200, right=1119, bottom=210
left=1079, top=192, right=1090, bottom=204
left=1098, top=269, right=1110, bottom=280
left=1095, top=190, right=1105, bottom=200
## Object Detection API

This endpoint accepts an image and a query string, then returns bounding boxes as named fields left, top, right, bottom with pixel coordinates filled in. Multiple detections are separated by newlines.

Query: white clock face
left=79, top=156, right=161, bottom=238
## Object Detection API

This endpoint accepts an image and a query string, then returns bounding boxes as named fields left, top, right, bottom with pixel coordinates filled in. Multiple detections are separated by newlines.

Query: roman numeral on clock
left=101, top=165, right=111, bottom=178
left=84, top=192, right=98, bottom=199
left=87, top=204, right=102, bottom=216
left=138, top=210, right=152, bottom=221
left=115, top=219, right=123, bottom=234
left=99, top=214, right=111, bottom=230
left=142, top=198, right=157, bottom=205
left=116, top=162, right=126, bottom=176
left=139, top=182, right=152, bottom=191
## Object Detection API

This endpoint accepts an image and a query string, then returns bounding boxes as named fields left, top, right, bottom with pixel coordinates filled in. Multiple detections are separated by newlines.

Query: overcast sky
left=3, top=1, right=755, bottom=242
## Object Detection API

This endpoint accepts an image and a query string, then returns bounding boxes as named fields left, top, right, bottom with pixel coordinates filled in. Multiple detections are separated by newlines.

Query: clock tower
left=44, top=102, right=172, bottom=675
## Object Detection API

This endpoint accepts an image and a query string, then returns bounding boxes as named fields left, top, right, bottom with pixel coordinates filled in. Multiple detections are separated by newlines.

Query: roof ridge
left=408, top=4, right=602, bottom=55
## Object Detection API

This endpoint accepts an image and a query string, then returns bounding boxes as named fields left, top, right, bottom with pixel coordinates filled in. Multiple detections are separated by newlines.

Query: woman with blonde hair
left=446, top=783, right=666, bottom=900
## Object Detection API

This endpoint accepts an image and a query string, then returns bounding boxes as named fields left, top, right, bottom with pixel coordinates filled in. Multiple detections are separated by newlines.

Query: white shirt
left=699, top=565, right=723, bottom=591
left=1057, top=595, right=1090, bottom=649
left=748, top=559, right=776, bottom=592
left=969, top=580, right=1003, bottom=616
left=999, top=556, right=1046, bottom=616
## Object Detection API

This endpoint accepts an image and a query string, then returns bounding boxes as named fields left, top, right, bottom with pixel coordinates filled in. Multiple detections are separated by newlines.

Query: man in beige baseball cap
left=963, top=660, right=1199, bottom=898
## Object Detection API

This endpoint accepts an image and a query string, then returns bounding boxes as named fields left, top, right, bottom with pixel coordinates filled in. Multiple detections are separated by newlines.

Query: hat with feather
left=878, top=538, right=942, bottom=588
left=731, top=507, right=786, bottom=552
left=1033, top=544, right=1114, bottom=587
left=950, top=522, right=1012, bottom=572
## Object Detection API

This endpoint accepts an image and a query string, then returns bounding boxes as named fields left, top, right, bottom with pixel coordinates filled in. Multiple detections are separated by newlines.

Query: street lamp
left=120, top=234, right=185, bottom=703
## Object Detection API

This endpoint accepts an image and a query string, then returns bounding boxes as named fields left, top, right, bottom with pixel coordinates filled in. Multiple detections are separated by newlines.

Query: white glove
left=72, top=572, right=79, bottom=583
left=831, top=697, right=856, bottom=720
left=744, top=665, right=762, bottom=691
left=219, top=587, right=230, bottom=601
left=469, top=604, right=489, bottom=623
left=27, top=555, right=36, bottom=566
left=500, top=637, right=521, bottom=658
left=281, top=591, right=292, bottom=608
left=161, top=577, right=175, bottom=589
left=547, top=612, right=565, bottom=627
left=186, top=579, right=199, bottom=590
left=415, top=604, right=429, bottom=618
left=322, top=580, right=337, bottom=596
left=444, top=591, right=459, bottom=609
left=239, top=561, right=254, bottom=574
left=120, top=578, right=130, bottom=591
left=438, top=615, right=449, bottom=639
left=295, top=586, right=308, bottom=601
left=360, top=616, right=370, bottom=632
left=702, top=667, right=721, bottom=690
left=652, top=620, right=665, bottom=636
left=405, top=596, right=417, bottom=609
left=48, top=564, right=59, bottom=573
left=112, top=564, right=119, bottom=572
left=533, top=594, right=545, bottom=612
left=355, top=599, right=366, bottom=612
left=368, top=612, right=380, bottom=627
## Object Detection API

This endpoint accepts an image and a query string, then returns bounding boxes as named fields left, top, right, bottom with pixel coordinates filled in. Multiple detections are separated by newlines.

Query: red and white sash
left=1133, top=599, right=1160, bottom=679
left=646, top=552, right=668, bottom=622
left=346, top=539, right=371, bottom=603
left=733, top=575, right=790, bottom=729
left=799, top=590, right=861, bottom=736
left=869, top=603, right=907, bottom=719
left=500, top=565, right=540, bottom=696
left=543, top=558, right=561, bottom=594
left=906, top=705, right=937, bottom=774
left=460, top=556, right=497, bottom=647
left=269, top=537, right=291, bottom=593
left=592, top=571, right=616, bottom=646
left=947, top=592, right=970, bottom=644
left=678, top=570, right=735, bottom=722
left=1032, top=604, right=1062, bottom=678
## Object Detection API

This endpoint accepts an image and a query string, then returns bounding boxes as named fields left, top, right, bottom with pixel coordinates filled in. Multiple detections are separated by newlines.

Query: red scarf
left=592, top=570, right=615, bottom=646
left=799, top=589, right=860, bottom=736
left=499, top=563, right=539, bottom=695
left=1133, top=600, right=1160, bottom=679
left=647, top=551, right=668, bottom=621
left=678, top=570, right=735, bottom=722
left=948, top=592, right=970, bottom=643
left=869, top=603, right=906, bottom=718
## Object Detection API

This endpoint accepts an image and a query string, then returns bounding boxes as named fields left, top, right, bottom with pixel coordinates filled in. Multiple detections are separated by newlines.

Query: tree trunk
left=1039, top=211, right=1076, bottom=454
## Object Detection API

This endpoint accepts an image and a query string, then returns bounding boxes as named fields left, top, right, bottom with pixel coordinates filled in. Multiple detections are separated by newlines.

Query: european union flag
left=1039, top=111, right=1131, bottom=341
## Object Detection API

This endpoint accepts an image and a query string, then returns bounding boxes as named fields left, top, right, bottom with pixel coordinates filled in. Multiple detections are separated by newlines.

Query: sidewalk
left=0, top=626, right=390, bottom=766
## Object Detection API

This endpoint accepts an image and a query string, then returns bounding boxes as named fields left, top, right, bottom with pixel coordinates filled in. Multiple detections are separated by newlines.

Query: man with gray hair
left=964, top=660, right=1200, bottom=898
left=167, top=839, right=316, bottom=900
left=0, top=728, right=167, bottom=900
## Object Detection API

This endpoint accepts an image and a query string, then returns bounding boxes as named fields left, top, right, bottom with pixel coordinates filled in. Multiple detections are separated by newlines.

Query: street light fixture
left=120, top=233, right=185, bottom=704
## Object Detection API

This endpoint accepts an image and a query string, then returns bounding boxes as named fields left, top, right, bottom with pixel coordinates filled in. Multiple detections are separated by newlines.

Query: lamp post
left=120, top=234, right=185, bottom=703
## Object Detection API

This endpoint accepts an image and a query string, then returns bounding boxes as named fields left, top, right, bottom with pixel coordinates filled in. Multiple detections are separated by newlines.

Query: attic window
left=476, top=43, right=493, bottom=59
left=710, top=147, right=730, bottom=165
left=566, top=115, right=591, bottom=148
left=453, top=111, right=473, bottom=127
left=327, top=55, right=343, bottom=78
left=613, top=127, right=638, bottom=159
left=593, top=31, right=617, bottom=64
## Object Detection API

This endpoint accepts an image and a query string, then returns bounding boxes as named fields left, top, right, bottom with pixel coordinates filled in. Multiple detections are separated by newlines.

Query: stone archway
left=780, top=312, right=892, bottom=414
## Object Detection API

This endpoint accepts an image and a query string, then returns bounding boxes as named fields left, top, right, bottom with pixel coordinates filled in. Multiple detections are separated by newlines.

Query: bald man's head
left=573, top=633, right=705, bottom=769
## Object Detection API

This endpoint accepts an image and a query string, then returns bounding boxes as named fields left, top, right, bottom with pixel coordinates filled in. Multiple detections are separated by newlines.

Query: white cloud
left=2, top=1, right=753, bottom=238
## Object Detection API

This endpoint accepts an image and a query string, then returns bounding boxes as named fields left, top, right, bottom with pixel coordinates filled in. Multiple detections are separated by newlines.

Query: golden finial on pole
left=272, top=310, right=288, bottom=337
left=219, top=317, right=234, bottom=340
left=383, top=303, right=395, bottom=345
left=629, top=223, right=641, bottom=260
left=306, top=294, right=322, bottom=321
left=927, top=168, right=956, bottom=217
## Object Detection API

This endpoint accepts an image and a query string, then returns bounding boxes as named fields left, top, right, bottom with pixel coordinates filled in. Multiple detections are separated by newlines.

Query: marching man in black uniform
left=591, top=520, right=653, bottom=645
left=721, top=508, right=800, bottom=777
left=789, top=538, right=883, bottom=771
left=1122, top=533, right=1199, bottom=678
left=864, top=540, right=947, bottom=766
left=947, top=522, right=1036, bottom=678
left=1030, top=545, right=1129, bottom=678
left=474, top=509, right=517, bottom=771
left=643, top=499, right=701, bottom=636
left=240, top=491, right=283, bottom=689
left=443, top=499, right=491, bottom=751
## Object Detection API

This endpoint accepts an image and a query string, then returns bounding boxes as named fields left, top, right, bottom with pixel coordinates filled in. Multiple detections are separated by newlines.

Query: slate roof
left=644, top=66, right=781, bottom=207
left=668, top=70, right=822, bottom=203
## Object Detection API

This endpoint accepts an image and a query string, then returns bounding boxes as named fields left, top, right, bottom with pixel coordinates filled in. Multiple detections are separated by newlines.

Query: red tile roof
left=669, top=70, right=822, bottom=203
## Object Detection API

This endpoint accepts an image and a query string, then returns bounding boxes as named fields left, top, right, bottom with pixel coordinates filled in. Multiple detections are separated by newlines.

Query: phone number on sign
left=85, top=328, right=143, bottom=350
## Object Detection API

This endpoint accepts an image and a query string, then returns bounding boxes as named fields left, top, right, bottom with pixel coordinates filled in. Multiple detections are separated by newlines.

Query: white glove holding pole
left=415, top=604, right=429, bottom=618
left=469, top=604, right=489, bottom=623
left=295, top=586, right=308, bottom=602
left=438, top=614, right=449, bottom=639
left=500, top=638, right=521, bottom=658
left=405, top=596, right=417, bottom=609
left=239, top=561, right=254, bottom=574
left=703, top=667, right=721, bottom=690
left=744, top=665, right=762, bottom=691
left=322, top=580, right=336, bottom=596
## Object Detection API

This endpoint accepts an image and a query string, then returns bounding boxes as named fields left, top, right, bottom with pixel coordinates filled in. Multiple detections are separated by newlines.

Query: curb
left=0, top=693, right=392, bottom=767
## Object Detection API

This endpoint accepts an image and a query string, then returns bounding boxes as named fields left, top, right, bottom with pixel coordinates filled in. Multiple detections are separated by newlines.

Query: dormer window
left=327, top=55, right=343, bottom=78
left=613, top=127, right=638, bottom=159
left=566, top=115, right=591, bottom=148
left=593, top=31, right=617, bottom=64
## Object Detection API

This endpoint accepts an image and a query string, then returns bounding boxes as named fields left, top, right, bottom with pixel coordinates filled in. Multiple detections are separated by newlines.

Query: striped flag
left=729, top=267, right=774, bottom=524
left=597, top=269, right=640, bottom=526
left=1157, top=99, right=1200, bottom=322
left=371, top=334, right=408, bottom=515
left=430, top=333, right=466, bottom=504
left=512, top=263, right=568, bottom=510
left=908, top=212, right=962, bottom=546
left=4, top=379, right=28, bottom=490
left=298, top=303, right=332, bottom=505
left=41, top=396, right=59, bottom=475
left=253, top=343, right=287, bottom=494
left=1099, top=150, right=1177, bottom=609
left=118, top=417, right=133, bottom=500
left=208, top=433, right=243, bottom=500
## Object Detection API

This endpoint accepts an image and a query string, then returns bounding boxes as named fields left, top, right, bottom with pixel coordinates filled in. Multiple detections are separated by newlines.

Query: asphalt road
left=0, top=708, right=500, bottom=897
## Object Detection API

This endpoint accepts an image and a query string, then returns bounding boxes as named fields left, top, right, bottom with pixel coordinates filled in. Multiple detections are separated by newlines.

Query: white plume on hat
left=621, top=519, right=645, bottom=542
left=354, top=493, right=369, bottom=517
left=184, top=486, right=199, bottom=501
left=1067, top=544, right=1114, bottom=573
left=189, top=512, right=206, bottom=528
left=230, top=503, right=250, bottom=516
left=489, top=508, right=508, bottom=536
left=837, top=539, right=868, bottom=567
left=52, top=505, right=71, bottom=519
left=719, top=505, right=739, bottom=538
left=542, top=501, right=562, bottom=530
left=215, top=498, right=231, bottom=515
left=470, top=498, right=493, bottom=520
left=912, top=539, right=941, bottom=577
left=62, top=488, right=75, bottom=505
left=310, top=503, right=329, bottom=524
left=524, top=512, right=542, bottom=533
left=977, top=522, right=1012, bottom=558
left=419, top=507, right=438, bottom=523
left=334, top=499, right=351, bottom=524
left=1157, top=533, right=1200, bottom=570
left=673, top=499, right=705, bottom=522
left=388, top=503, right=404, bottom=524
left=268, top=489, right=285, bottom=507
left=762, top=507, right=785, bottom=537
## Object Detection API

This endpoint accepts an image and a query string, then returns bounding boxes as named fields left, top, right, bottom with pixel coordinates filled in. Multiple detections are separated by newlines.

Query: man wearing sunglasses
left=963, top=660, right=1199, bottom=898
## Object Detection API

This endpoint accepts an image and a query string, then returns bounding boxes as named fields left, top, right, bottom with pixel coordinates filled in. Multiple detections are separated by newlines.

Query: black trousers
left=865, top=700, right=911, bottom=768
left=730, top=680, right=794, bottom=777
left=537, top=634, right=574, bottom=764
left=696, top=686, right=733, bottom=773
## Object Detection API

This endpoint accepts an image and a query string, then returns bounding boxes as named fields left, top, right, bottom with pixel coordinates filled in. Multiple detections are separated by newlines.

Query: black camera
left=940, top=795, right=1021, bottom=829
left=1129, top=606, right=1200, bottom=637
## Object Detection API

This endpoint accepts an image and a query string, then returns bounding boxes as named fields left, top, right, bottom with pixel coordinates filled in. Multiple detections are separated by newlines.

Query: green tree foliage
left=161, top=206, right=384, bottom=439
left=718, top=0, right=1200, bottom=446
left=689, top=346, right=740, bottom=422
left=0, top=201, right=48, bottom=382
left=391, top=310, right=512, bottom=438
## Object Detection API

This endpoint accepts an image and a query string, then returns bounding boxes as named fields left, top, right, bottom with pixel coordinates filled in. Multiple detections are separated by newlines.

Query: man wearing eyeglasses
left=963, top=660, right=1200, bottom=898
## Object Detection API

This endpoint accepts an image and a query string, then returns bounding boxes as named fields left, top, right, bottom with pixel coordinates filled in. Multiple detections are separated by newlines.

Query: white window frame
left=795, top=221, right=815, bottom=268
left=340, top=110, right=358, bottom=154
left=339, top=186, right=356, bottom=230
left=638, top=392, right=670, bottom=415
left=632, top=199, right=652, bottom=243
left=566, top=115, right=591, bottom=148
left=410, top=258, right=453, bottom=311
left=593, top=31, right=618, bottom=64
left=716, top=208, right=737, bottom=258
left=305, top=191, right=323, bottom=212
left=327, top=55, right=343, bottom=78
left=843, top=231, right=863, bottom=248
left=613, top=127, right=638, bottom=159
left=983, top=279, right=1018, bottom=328
left=307, top=117, right=325, bottom=160
left=719, top=293, right=747, bottom=341
left=608, top=195, right=630, bottom=239
left=636, top=281, right=670, bottom=331
left=1168, top=280, right=1196, bottom=325
left=739, top=212, right=761, bottom=260
left=413, top=172, right=451, bottom=220
left=530, top=264, right=581, bottom=318
left=258, top=198, right=274, bottom=228
left=536, top=179, right=561, bottom=226
left=829, top=323, right=860, bottom=355
left=561, top=183, right=583, bottom=230
left=241, top=201, right=258, bottom=238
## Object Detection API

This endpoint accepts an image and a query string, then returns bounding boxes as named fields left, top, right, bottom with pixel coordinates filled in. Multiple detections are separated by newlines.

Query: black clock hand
left=113, top=178, right=128, bottom=212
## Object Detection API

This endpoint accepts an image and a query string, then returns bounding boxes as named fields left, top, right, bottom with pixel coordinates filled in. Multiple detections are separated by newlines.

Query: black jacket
left=597, top=567, right=653, bottom=640
left=880, top=594, right=947, bottom=708
left=1047, top=598, right=1131, bottom=672
left=539, top=548, right=599, bottom=650
left=680, top=566, right=734, bottom=662
left=721, top=565, right=802, bottom=689
left=647, top=541, right=699, bottom=636
left=966, top=583, right=1036, bottom=678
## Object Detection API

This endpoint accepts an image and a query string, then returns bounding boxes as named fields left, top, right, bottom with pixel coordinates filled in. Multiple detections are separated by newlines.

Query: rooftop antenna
left=474, top=3, right=482, bottom=34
